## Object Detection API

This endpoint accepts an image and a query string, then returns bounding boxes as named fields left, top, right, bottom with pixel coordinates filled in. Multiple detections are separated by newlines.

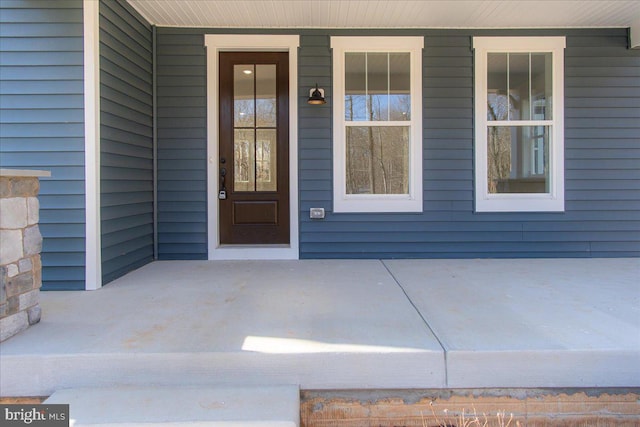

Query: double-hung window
left=331, top=37, right=423, bottom=212
left=473, top=37, right=566, bottom=212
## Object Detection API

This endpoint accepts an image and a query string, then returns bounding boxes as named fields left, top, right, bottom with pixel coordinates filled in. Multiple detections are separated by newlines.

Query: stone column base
left=1, top=169, right=49, bottom=342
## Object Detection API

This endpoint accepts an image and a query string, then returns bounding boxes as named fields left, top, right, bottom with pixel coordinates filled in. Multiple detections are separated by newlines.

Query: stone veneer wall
left=0, top=169, right=50, bottom=342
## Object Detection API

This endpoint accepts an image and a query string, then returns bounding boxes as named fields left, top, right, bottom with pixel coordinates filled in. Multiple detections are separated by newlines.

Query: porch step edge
left=44, top=385, right=300, bottom=427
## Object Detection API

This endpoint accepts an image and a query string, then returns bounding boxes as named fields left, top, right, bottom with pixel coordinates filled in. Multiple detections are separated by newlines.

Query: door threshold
left=211, top=244, right=298, bottom=260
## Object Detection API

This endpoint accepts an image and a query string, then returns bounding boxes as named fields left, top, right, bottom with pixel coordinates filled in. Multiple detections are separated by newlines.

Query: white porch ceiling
left=126, top=0, right=640, bottom=30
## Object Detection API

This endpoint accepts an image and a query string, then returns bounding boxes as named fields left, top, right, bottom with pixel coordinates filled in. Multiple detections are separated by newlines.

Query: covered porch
left=1, top=258, right=638, bottom=397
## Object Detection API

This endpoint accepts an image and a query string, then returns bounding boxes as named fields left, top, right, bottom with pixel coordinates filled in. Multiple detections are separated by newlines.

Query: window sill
left=475, top=195, right=564, bottom=213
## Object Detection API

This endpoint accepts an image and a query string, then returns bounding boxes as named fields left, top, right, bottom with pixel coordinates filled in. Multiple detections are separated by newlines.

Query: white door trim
left=204, top=34, right=300, bottom=260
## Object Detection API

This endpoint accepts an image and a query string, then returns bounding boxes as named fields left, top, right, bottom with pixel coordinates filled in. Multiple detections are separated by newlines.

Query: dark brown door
left=219, top=52, right=289, bottom=244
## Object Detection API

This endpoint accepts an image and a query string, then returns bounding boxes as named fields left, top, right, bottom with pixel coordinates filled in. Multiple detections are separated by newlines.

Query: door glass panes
left=345, top=52, right=411, bottom=122
left=234, top=129, right=255, bottom=192
left=234, top=65, right=255, bottom=127
left=346, top=126, right=409, bottom=194
left=256, top=129, right=276, bottom=191
left=233, top=63, right=278, bottom=192
left=256, top=65, right=276, bottom=127
left=487, top=126, right=550, bottom=194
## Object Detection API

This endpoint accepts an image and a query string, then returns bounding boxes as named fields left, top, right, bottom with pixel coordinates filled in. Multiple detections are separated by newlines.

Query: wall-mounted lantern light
left=307, top=84, right=326, bottom=105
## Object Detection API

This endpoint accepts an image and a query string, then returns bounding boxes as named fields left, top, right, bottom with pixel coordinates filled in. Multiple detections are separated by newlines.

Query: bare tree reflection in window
left=347, top=126, right=408, bottom=195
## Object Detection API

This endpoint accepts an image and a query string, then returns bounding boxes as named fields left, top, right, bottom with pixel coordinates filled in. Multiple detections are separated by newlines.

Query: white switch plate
left=310, top=208, right=325, bottom=219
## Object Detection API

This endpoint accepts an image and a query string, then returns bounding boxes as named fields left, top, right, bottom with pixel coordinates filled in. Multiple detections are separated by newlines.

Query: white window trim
left=204, top=34, right=299, bottom=260
left=331, top=36, right=424, bottom=213
left=473, top=36, right=566, bottom=212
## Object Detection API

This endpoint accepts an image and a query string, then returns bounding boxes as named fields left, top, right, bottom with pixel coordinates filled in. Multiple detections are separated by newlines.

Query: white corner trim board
left=204, top=35, right=300, bottom=260
left=83, top=0, right=102, bottom=290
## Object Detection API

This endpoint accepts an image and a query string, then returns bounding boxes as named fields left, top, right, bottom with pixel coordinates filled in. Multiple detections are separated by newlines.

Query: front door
left=218, top=52, right=290, bottom=244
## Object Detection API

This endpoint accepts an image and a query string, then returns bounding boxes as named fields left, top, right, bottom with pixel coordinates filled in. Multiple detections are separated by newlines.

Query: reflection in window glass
left=474, top=36, right=564, bottom=212
left=486, top=50, right=554, bottom=193
left=233, top=130, right=277, bottom=192
left=256, top=65, right=276, bottom=127
left=487, top=53, right=508, bottom=121
left=344, top=52, right=410, bottom=122
left=487, top=126, right=550, bottom=194
left=367, top=53, right=389, bottom=120
left=508, top=53, right=530, bottom=120
left=256, top=129, right=276, bottom=191
left=234, top=129, right=255, bottom=191
left=233, top=63, right=278, bottom=193
left=531, top=53, right=552, bottom=120
left=346, top=126, right=409, bottom=195
left=487, top=52, right=552, bottom=122
left=345, top=53, right=367, bottom=121
left=389, top=53, right=411, bottom=120
left=234, top=65, right=255, bottom=127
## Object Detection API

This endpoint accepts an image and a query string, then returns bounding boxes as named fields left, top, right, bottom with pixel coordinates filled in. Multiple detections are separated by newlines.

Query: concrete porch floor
left=1, top=258, right=639, bottom=397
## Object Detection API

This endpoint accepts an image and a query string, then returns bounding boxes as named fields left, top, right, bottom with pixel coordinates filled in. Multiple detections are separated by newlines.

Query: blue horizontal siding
left=562, top=31, right=640, bottom=258
left=152, top=28, right=639, bottom=260
left=155, top=30, right=207, bottom=260
left=0, top=0, right=85, bottom=290
left=297, top=29, right=640, bottom=259
left=99, top=0, right=153, bottom=284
